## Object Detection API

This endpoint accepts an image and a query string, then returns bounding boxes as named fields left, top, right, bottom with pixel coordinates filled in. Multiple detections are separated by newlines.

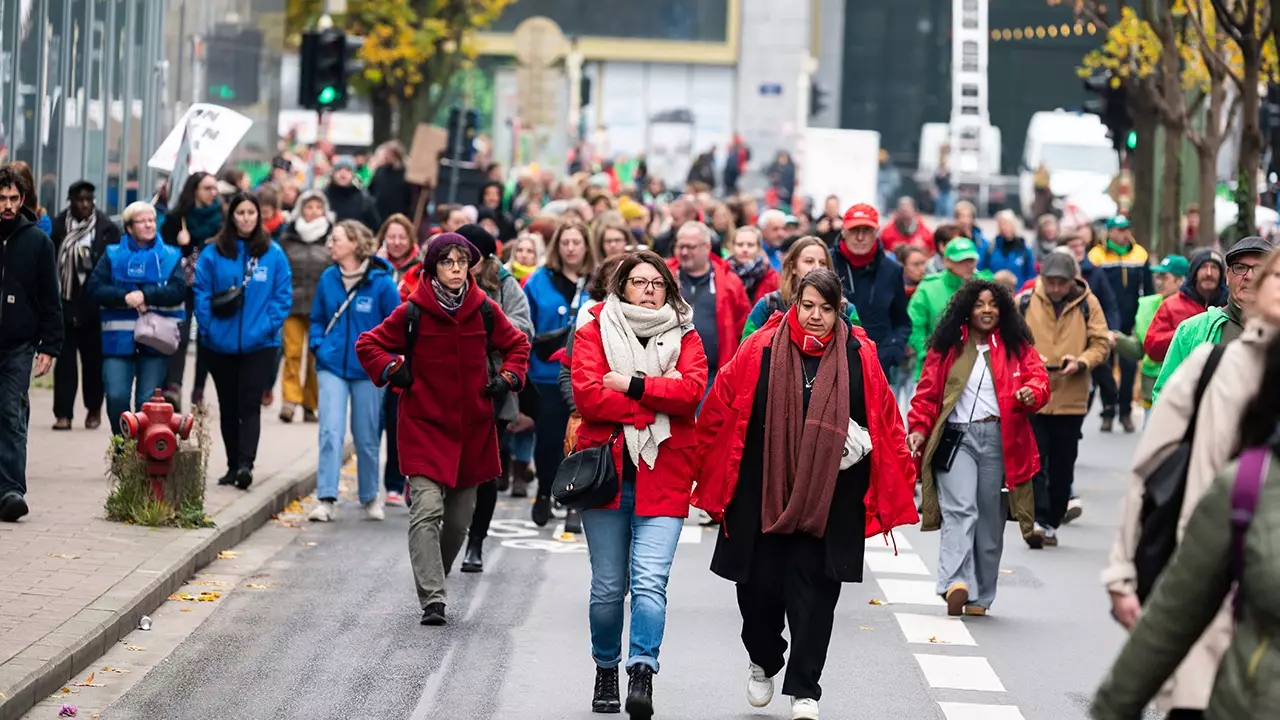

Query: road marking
left=914, top=654, right=1006, bottom=692
left=462, top=546, right=504, bottom=624
left=893, top=613, right=977, bottom=646
left=874, top=578, right=945, bottom=606
left=938, top=702, right=1026, bottom=719
left=679, top=525, right=701, bottom=544
left=864, top=551, right=930, bottom=575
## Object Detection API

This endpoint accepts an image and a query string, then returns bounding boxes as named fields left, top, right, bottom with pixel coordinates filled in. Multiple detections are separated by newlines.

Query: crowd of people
left=1, top=138, right=1279, bottom=720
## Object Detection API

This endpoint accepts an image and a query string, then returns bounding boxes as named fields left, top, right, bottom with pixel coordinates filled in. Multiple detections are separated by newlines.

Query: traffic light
left=579, top=76, right=593, bottom=108
left=299, top=29, right=364, bottom=111
left=446, top=107, right=480, bottom=162
left=1083, top=69, right=1133, bottom=153
left=206, top=25, right=263, bottom=106
left=809, top=79, right=828, bottom=118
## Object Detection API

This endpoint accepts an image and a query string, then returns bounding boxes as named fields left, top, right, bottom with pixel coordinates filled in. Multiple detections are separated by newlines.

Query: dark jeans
left=1031, top=414, right=1085, bottom=529
left=532, top=381, right=570, bottom=501
left=469, top=422, right=508, bottom=541
left=205, top=347, right=276, bottom=472
left=382, top=389, right=405, bottom=495
left=1166, top=710, right=1204, bottom=719
left=0, top=345, right=35, bottom=497
left=102, top=355, right=169, bottom=436
left=166, top=289, right=209, bottom=401
left=52, top=313, right=103, bottom=421
left=1097, top=353, right=1137, bottom=420
left=736, top=532, right=841, bottom=701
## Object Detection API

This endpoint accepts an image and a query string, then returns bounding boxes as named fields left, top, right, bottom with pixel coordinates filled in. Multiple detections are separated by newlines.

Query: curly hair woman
left=906, top=279, right=1049, bottom=616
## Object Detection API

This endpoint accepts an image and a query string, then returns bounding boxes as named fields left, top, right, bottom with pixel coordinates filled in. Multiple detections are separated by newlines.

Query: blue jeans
left=103, top=355, right=169, bottom=435
left=581, top=482, right=683, bottom=672
left=504, top=428, right=534, bottom=463
left=317, top=370, right=384, bottom=504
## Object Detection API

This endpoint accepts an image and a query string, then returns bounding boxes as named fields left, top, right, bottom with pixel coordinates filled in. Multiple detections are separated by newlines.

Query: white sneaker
left=308, top=501, right=336, bottom=522
left=364, top=500, right=385, bottom=521
left=1063, top=497, right=1083, bottom=524
left=791, top=697, right=820, bottom=719
left=747, top=663, right=773, bottom=707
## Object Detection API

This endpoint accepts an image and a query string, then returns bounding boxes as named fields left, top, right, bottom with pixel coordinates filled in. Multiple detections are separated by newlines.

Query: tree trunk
left=1198, top=143, right=1219, bottom=249
left=1159, top=121, right=1182, bottom=257
left=1131, top=109, right=1158, bottom=251
left=372, top=94, right=394, bottom=147
left=1237, top=54, right=1263, bottom=239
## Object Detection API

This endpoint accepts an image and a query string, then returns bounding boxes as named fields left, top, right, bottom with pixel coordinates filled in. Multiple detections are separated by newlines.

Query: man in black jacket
left=49, top=181, right=119, bottom=431
left=0, top=165, right=63, bottom=522
left=829, top=203, right=911, bottom=377
left=325, top=156, right=382, bottom=231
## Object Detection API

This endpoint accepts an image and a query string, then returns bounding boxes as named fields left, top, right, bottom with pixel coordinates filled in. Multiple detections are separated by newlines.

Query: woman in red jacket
left=570, top=250, right=708, bottom=718
left=906, top=280, right=1049, bottom=617
left=692, top=269, right=917, bottom=720
left=356, top=233, right=530, bottom=627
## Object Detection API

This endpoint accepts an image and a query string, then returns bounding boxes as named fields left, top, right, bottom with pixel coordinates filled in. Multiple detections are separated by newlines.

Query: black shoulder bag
left=552, top=426, right=622, bottom=510
left=211, top=256, right=256, bottom=318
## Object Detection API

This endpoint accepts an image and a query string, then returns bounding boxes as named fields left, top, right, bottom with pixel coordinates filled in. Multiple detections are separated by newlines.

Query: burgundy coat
left=356, top=280, right=530, bottom=488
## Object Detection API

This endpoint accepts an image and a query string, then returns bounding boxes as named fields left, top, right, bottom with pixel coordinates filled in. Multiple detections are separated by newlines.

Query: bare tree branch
left=1211, top=0, right=1247, bottom=43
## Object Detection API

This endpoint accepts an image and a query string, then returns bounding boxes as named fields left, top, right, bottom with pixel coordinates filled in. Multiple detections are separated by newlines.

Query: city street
left=23, top=411, right=1152, bottom=720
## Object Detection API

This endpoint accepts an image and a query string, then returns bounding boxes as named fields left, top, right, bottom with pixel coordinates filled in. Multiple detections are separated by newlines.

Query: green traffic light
left=1126, top=130, right=1137, bottom=150
left=318, top=86, right=338, bottom=105
left=210, top=84, right=236, bottom=100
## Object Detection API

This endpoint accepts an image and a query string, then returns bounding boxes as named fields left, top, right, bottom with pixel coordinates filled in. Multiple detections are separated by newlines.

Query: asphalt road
left=37, top=410, right=1159, bottom=720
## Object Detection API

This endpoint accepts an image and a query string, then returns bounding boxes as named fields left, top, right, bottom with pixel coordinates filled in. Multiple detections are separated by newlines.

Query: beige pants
left=407, top=476, right=478, bottom=608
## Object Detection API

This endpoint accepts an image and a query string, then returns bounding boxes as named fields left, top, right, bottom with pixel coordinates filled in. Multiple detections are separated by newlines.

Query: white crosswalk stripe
left=938, top=702, right=1027, bottom=719
left=914, top=654, right=1006, bottom=692
left=893, top=613, right=977, bottom=646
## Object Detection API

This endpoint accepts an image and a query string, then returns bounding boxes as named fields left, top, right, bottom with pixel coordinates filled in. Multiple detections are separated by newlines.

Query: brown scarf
left=761, top=319, right=851, bottom=537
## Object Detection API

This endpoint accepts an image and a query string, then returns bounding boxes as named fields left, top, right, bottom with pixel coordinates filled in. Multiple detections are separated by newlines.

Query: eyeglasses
left=438, top=258, right=467, bottom=270
left=628, top=278, right=668, bottom=291
left=1230, top=262, right=1261, bottom=277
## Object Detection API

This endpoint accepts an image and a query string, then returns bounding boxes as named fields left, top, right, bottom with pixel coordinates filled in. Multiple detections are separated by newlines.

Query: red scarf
left=838, top=240, right=877, bottom=269
left=786, top=306, right=833, bottom=356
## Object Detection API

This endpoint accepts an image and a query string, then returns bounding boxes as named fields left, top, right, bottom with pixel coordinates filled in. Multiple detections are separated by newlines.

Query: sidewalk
left=0, top=360, right=332, bottom=720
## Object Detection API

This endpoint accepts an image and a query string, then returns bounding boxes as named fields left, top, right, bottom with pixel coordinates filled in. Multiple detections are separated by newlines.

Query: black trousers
left=205, top=348, right=276, bottom=473
left=532, top=381, right=569, bottom=500
left=382, top=389, right=405, bottom=494
left=1097, top=353, right=1137, bottom=420
left=469, top=422, right=509, bottom=541
left=1166, top=710, right=1204, bottom=719
left=166, top=289, right=209, bottom=401
left=52, top=312, right=103, bottom=420
left=1031, top=414, right=1085, bottom=529
left=0, top=344, right=33, bottom=497
left=736, top=533, right=841, bottom=701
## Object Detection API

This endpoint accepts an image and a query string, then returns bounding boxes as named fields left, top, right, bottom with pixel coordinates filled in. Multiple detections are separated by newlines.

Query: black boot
left=532, top=495, right=552, bottom=527
left=460, top=536, right=484, bottom=573
left=592, top=665, right=621, bottom=714
left=565, top=508, right=583, bottom=534
left=234, top=468, right=253, bottom=491
left=496, top=450, right=512, bottom=493
left=625, top=665, right=653, bottom=719
left=216, top=470, right=236, bottom=486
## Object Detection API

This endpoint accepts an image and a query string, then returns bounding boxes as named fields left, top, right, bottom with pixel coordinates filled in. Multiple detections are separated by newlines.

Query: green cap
left=944, top=237, right=981, bottom=263
left=1153, top=254, right=1190, bottom=277
left=1107, top=215, right=1132, bottom=230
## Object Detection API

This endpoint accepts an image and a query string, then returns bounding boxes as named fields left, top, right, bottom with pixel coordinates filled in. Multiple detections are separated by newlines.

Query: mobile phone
left=1045, top=363, right=1063, bottom=372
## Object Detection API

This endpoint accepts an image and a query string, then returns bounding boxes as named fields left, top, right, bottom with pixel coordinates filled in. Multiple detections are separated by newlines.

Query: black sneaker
left=625, top=665, right=654, bottom=719
left=592, top=665, right=621, bottom=714
left=532, top=496, right=552, bottom=527
left=0, top=492, right=29, bottom=522
left=216, top=471, right=236, bottom=486
left=1100, top=417, right=1114, bottom=433
left=421, top=602, right=447, bottom=626
left=234, top=468, right=253, bottom=491
left=565, top=508, right=583, bottom=534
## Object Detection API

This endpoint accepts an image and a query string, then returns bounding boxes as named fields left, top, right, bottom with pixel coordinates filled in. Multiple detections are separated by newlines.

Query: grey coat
left=486, top=272, right=533, bottom=421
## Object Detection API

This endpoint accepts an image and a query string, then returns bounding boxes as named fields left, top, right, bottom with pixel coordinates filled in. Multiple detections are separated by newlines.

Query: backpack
left=1133, top=343, right=1227, bottom=602
left=1017, top=289, right=1091, bottom=325
left=1229, top=446, right=1271, bottom=621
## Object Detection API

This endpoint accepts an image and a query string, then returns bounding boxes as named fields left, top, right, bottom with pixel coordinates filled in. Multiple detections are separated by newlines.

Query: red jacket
left=691, top=314, right=919, bottom=538
left=907, top=329, right=1050, bottom=489
left=666, top=255, right=751, bottom=369
left=1143, top=291, right=1207, bottom=362
left=750, top=267, right=781, bottom=306
left=571, top=303, right=709, bottom=517
left=356, top=280, right=531, bottom=488
left=879, top=217, right=935, bottom=255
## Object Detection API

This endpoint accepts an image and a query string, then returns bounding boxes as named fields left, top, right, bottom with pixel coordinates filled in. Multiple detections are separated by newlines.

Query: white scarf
left=58, top=213, right=97, bottom=301
left=598, top=295, right=693, bottom=469
left=293, top=215, right=330, bottom=243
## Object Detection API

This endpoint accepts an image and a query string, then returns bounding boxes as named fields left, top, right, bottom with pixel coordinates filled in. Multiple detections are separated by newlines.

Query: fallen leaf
left=301, top=541, right=317, bottom=546
left=999, top=569, right=1014, bottom=575
left=928, top=636, right=951, bottom=644
left=858, top=626, right=873, bottom=631
left=191, top=580, right=230, bottom=587
left=245, top=583, right=272, bottom=589
left=168, top=593, right=193, bottom=601
left=197, top=591, right=221, bottom=602
left=216, top=550, right=239, bottom=560
left=557, top=533, right=576, bottom=542
left=124, top=645, right=145, bottom=651
left=868, top=599, right=887, bottom=605
left=100, top=667, right=129, bottom=674
left=180, top=608, right=193, bottom=613
left=47, top=553, right=79, bottom=559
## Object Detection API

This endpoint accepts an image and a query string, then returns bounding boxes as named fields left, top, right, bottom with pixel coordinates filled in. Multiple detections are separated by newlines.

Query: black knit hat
left=423, top=232, right=481, bottom=273
left=456, top=222, right=497, bottom=259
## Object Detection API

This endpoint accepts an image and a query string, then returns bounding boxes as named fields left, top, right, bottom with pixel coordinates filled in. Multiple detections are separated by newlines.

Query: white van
left=1018, top=110, right=1119, bottom=221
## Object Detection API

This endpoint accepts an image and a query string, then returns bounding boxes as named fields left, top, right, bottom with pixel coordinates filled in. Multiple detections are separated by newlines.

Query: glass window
left=13, top=0, right=41, bottom=170
left=0, top=0, right=13, bottom=167
left=490, top=0, right=730, bottom=43
left=84, top=0, right=107, bottom=200
left=60, top=0, right=92, bottom=203
left=41, top=0, right=68, bottom=213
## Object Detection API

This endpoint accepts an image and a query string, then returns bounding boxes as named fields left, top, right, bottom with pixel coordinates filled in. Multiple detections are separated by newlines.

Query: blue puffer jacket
left=193, top=239, right=293, bottom=354
left=309, top=257, right=400, bottom=380
left=523, top=266, right=589, bottom=385
left=980, top=235, right=1037, bottom=288
left=87, top=236, right=186, bottom=357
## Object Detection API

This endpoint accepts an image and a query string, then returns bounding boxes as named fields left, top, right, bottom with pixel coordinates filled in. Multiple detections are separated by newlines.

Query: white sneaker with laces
left=308, top=501, right=336, bottom=522
left=747, top=663, right=773, bottom=707
left=791, top=697, right=820, bottom=719
left=1063, top=496, right=1083, bottom=524
left=364, top=500, right=386, bottom=521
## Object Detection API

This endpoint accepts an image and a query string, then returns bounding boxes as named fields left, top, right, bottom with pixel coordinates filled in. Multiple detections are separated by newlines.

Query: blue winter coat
left=193, top=239, right=293, bottom=354
left=523, top=266, right=589, bottom=385
left=981, top=235, right=1037, bottom=288
left=1080, top=256, right=1121, bottom=330
left=309, top=257, right=400, bottom=380
left=87, top=236, right=186, bottom=357
left=829, top=246, right=911, bottom=374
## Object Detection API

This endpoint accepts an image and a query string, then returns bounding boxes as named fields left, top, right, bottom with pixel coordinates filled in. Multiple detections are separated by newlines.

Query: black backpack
left=1133, top=343, right=1227, bottom=602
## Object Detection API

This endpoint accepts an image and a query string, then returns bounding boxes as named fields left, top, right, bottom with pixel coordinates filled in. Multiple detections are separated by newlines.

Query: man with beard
left=0, top=165, right=63, bottom=522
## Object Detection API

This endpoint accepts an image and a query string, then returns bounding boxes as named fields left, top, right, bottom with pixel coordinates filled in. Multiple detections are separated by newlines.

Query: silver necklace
left=800, top=360, right=815, bottom=390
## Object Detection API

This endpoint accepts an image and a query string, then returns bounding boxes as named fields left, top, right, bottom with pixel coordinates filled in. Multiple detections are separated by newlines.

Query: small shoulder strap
left=1017, top=292, right=1031, bottom=316
left=1184, top=344, right=1228, bottom=444
left=1231, top=447, right=1271, bottom=620
left=479, top=299, right=495, bottom=352
left=404, top=302, right=421, bottom=373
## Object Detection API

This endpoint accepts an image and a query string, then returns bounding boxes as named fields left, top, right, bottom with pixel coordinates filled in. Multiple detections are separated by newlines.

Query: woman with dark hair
left=693, top=269, right=917, bottom=720
left=8, top=161, right=51, bottom=235
left=161, top=171, right=223, bottom=410
left=478, top=180, right=516, bottom=241
left=906, top=280, right=1049, bottom=616
left=571, top=250, right=708, bottom=716
left=277, top=190, right=334, bottom=424
left=742, top=236, right=859, bottom=340
left=193, top=192, right=292, bottom=490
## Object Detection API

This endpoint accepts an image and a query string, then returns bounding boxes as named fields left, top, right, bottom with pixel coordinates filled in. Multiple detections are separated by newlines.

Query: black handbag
left=552, top=426, right=621, bottom=511
left=933, top=363, right=985, bottom=473
left=211, top=258, right=255, bottom=319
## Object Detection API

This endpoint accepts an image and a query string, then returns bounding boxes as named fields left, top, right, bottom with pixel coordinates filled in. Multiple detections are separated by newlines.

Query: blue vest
left=100, top=240, right=185, bottom=356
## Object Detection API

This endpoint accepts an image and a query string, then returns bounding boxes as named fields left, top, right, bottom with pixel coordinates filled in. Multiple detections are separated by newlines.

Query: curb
left=0, top=445, right=348, bottom=720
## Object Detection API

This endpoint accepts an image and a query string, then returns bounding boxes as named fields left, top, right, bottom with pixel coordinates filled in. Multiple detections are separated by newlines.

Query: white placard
left=801, top=128, right=881, bottom=212
left=147, top=103, right=254, bottom=174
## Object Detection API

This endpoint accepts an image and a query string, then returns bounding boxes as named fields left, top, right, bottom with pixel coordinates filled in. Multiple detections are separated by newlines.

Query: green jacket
left=1093, top=457, right=1280, bottom=720
left=907, top=271, right=974, bottom=379
left=1133, top=293, right=1164, bottom=378
left=1152, top=307, right=1229, bottom=403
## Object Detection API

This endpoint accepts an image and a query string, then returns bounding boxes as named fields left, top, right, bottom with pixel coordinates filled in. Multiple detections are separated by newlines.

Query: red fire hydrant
left=120, top=392, right=195, bottom=501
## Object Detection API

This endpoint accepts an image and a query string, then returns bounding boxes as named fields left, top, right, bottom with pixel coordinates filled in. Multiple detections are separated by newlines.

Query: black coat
left=830, top=246, right=911, bottom=374
left=0, top=210, right=64, bottom=355
left=325, top=183, right=382, bottom=231
left=370, top=165, right=414, bottom=225
left=711, top=337, right=871, bottom=585
left=48, top=209, right=120, bottom=322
